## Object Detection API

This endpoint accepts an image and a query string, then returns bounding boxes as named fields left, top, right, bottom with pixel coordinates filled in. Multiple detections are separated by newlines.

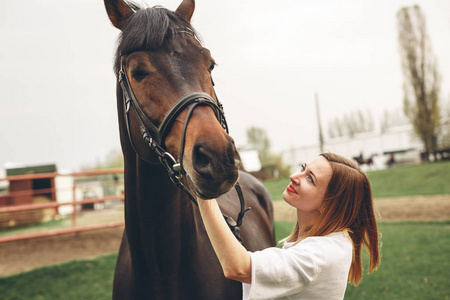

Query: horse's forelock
left=113, top=4, right=200, bottom=75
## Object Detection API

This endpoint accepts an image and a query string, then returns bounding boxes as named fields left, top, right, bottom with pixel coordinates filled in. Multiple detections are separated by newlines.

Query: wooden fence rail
left=0, top=169, right=124, bottom=244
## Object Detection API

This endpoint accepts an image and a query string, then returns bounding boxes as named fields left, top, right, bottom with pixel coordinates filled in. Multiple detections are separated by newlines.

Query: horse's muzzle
left=189, top=138, right=240, bottom=199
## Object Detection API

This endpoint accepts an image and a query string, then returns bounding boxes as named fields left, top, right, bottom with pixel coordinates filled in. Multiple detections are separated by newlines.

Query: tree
left=397, top=5, right=441, bottom=160
left=380, top=108, right=409, bottom=133
left=245, top=127, right=290, bottom=178
left=102, top=149, right=125, bottom=169
left=80, top=149, right=124, bottom=171
left=327, top=109, right=374, bottom=138
left=437, top=98, right=450, bottom=149
left=246, top=126, right=271, bottom=165
left=327, top=117, right=345, bottom=139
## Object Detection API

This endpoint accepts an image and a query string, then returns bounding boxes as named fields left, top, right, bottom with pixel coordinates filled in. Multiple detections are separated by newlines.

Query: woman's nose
left=290, top=172, right=301, bottom=184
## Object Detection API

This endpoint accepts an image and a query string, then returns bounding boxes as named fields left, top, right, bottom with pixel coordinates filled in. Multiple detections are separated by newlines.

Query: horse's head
left=104, top=0, right=240, bottom=199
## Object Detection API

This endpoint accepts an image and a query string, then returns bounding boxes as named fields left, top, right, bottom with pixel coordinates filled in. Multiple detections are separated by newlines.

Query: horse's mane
left=114, top=2, right=201, bottom=75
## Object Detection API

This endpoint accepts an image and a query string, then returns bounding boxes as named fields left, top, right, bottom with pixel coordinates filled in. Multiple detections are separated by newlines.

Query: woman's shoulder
left=284, top=232, right=353, bottom=257
left=283, top=231, right=353, bottom=274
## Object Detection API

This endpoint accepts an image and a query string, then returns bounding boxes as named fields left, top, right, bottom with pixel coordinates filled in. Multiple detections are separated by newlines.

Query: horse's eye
left=209, top=63, right=215, bottom=72
left=131, top=68, right=148, bottom=81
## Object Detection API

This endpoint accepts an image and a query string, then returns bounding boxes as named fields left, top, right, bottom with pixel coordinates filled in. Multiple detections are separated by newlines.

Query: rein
left=118, top=60, right=250, bottom=242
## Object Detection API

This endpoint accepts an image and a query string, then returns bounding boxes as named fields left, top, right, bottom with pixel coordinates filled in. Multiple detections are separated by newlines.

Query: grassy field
left=0, top=253, right=117, bottom=300
left=0, top=221, right=448, bottom=300
left=344, top=221, right=450, bottom=300
left=263, top=160, right=450, bottom=200
left=366, top=160, right=450, bottom=198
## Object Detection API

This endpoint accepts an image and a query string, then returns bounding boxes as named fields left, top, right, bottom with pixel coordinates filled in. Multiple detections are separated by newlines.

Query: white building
left=281, top=124, right=423, bottom=172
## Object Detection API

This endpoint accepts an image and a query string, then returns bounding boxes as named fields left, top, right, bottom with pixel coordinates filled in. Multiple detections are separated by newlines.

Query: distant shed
left=4, top=164, right=57, bottom=206
left=0, top=164, right=58, bottom=227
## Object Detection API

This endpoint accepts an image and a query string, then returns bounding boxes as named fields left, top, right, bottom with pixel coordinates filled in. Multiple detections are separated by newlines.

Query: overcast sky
left=1, top=0, right=449, bottom=172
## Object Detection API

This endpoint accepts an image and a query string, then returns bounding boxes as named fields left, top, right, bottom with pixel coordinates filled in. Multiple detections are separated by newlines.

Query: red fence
left=0, top=169, right=125, bottom=243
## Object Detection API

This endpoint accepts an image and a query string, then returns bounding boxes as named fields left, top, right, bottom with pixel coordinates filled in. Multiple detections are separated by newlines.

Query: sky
left=1, top=0, right=449, bottom=172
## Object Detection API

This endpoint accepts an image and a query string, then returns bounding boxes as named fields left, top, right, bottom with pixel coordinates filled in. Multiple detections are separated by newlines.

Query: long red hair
left=285, top=152, right=380, bottom=285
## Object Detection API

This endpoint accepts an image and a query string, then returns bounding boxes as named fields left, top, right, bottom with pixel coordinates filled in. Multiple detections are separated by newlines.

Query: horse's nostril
left=192, top=143, right=213, bottom=178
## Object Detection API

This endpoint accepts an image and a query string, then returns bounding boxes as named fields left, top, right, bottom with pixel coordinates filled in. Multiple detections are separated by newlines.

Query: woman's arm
left=198, top=198, right=252, bottom=283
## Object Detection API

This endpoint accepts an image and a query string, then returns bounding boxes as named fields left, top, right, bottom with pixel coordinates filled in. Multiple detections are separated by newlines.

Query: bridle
left=118, top=58, right=250, bottom=242
left=118, top=59, right=227, bottom=175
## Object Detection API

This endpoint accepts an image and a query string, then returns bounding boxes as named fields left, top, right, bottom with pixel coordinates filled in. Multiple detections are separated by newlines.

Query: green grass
left=366, top=161, right=450, bottom=198
left=262, top=160, right=450, bottom=200
left=262, top=177, right=290, bottom=201
left=0, top=254, right=117, bottom=300
left=0, top=216, right=74, bottom=237
left=274, top=220, right=296, bottom=243
left=345, top=221, right=450, bottom=300
left=1, top=221, right=448, bottom=300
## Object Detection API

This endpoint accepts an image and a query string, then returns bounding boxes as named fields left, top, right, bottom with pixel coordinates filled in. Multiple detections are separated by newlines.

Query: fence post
left=72, top=184, right=77, bottom=228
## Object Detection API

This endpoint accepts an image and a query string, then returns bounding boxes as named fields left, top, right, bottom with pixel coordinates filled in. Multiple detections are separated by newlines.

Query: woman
left=198, top=152, right=380, bottom=299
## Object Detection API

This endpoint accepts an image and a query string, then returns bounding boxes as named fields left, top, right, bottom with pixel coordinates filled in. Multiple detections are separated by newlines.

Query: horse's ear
left=104, top=0, right=134, bottom=30
left=175, top=0, right=195, bottom=22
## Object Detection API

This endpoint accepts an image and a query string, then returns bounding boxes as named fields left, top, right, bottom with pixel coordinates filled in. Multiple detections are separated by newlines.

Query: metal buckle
left=160, top=152, right=180, bottom=174
left=118, top=70, right=125, bottom=83
left=172, top=163, right=181, bottom=172
left=125, top=99, right=131, bottom=113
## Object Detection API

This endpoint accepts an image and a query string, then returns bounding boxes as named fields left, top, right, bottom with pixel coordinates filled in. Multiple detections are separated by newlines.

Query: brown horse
left=103, top=0, right=275, bottom=299
left=353, top=153, right=375, bottom=168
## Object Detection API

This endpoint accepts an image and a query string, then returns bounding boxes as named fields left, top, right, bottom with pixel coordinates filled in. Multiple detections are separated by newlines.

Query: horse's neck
left=123, top=159, right=199, bottom=276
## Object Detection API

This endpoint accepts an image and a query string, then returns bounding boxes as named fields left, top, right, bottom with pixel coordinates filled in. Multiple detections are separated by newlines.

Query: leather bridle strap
left=222, top=182, right=252, bottom=243
left=118, top=59, right=250, bottom=242
left=160, top=92, right=228, bottom=146
left=178, top=102, right=197, bottom=175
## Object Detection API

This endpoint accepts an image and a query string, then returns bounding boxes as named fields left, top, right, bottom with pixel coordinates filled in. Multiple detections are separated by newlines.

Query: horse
left=353, top=153, right=375, bottom=168
left=103, top=0, right=275, bottom=299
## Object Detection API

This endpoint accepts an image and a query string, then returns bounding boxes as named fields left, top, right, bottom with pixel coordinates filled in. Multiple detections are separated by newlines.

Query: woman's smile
left=286, top=184, right=298, bottom=194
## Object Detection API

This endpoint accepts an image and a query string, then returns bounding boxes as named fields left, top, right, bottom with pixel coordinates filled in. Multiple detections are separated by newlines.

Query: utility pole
left=315, top=93, right=324, bottom=153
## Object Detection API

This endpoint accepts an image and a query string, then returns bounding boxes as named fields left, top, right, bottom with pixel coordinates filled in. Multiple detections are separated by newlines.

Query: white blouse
left=243, top=232, right=353, bottom=300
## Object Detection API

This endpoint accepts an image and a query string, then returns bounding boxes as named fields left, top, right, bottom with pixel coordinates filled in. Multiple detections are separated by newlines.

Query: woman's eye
left=301, top=164, right=306, bottom=172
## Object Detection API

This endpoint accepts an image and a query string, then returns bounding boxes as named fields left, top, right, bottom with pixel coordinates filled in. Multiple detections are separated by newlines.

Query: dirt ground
left=0, top=227, right=124, bottom=277
left=273, top=194, right=450, bottom=222
left=0, top=195, right=449, bottom=277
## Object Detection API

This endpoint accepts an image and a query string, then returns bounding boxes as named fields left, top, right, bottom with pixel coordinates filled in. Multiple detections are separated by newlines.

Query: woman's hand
left=197, top=197, right=252, bottom=284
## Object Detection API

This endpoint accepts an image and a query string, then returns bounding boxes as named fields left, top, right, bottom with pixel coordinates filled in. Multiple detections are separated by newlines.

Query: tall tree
left=397, top=5, right=440, bottom=159
left=437, top=98, right=450, bottom=149
left=327, top=109, right=374, bottom=138
left=246, top=126, right=271, bottom=164
left=245, top=127, right=290, bottom=177
left=380, top=108, right=409, bottom=133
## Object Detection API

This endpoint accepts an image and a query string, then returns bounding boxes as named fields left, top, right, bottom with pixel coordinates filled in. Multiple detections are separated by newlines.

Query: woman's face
left=283, top=156, right=332, bottom=214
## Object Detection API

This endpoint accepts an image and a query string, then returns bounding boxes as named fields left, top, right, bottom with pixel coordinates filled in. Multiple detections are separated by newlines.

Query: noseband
left=118, top=59, right=249, bottom=242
